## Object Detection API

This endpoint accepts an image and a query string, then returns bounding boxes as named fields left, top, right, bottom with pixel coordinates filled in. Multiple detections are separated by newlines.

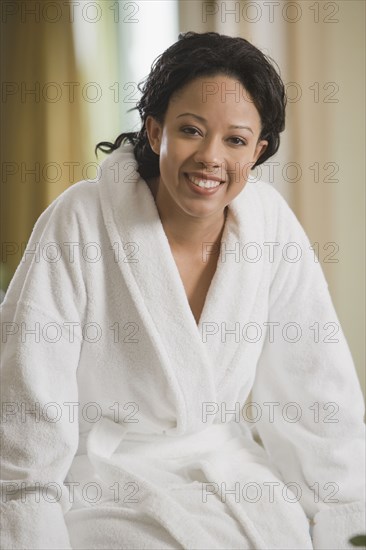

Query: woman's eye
left=229, top=137, right=247, bottom=146
left=181, top=126, right=201, bottom=135
left=180, top=128, right=246, bottom=145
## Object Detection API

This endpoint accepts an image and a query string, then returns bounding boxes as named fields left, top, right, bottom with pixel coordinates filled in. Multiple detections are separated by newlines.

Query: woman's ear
left=253, top=139, right=268, bottom=164
left=146, top=116, right=162, bottom=155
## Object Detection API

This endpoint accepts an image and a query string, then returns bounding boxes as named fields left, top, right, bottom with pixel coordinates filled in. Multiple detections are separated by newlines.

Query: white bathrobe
left=1, top=143, right=365, bottom=550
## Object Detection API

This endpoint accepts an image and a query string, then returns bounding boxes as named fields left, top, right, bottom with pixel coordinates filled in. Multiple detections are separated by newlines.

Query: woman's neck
left=145, top=176, right=228, bottom=256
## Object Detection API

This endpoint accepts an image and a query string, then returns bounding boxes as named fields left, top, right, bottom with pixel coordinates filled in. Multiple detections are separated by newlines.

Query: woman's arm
left=251, top=195, right=365, bottom=550
left=1, top=189, right=87, bottom=549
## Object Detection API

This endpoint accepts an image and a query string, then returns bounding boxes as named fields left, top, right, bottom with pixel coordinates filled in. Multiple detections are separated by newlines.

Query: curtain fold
left=1, top=0, right=87, bottom=284
left=1, top=0, right=121, bottom=288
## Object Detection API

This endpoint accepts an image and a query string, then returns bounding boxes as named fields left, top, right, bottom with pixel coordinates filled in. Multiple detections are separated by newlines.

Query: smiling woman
left=1, top=31, right=365, bottom=550
left=144, top=76, right=267, bottom=213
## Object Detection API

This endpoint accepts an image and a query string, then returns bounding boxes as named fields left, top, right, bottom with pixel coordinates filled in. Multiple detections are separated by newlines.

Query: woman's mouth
left=184, top=173, right=225, bottom=195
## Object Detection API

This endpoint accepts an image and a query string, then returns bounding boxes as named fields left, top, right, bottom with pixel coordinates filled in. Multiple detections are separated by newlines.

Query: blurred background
left=1, top=0, right=365, bottom=394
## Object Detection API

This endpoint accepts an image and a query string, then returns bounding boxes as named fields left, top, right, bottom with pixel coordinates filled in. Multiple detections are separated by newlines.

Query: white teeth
left=187, top=174, right=221, bottom=189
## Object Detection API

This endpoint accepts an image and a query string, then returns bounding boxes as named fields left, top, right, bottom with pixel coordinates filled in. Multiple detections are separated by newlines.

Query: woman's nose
left=193, top=136, right=224, bottom=169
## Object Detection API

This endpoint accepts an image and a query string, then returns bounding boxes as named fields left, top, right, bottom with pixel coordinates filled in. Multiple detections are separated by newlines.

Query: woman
left=1, top=32, right=365, bottom=550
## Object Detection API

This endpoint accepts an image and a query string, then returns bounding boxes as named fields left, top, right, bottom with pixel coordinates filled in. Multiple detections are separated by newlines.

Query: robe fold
left=1, top=143, right=365, bottom=549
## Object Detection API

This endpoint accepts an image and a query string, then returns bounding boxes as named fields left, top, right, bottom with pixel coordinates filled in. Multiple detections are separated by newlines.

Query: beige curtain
left=1, top=0, right=86, bottom=285
left=178, top=0, right=365, bottom=394
left=0, top=0, right=120, bottom=287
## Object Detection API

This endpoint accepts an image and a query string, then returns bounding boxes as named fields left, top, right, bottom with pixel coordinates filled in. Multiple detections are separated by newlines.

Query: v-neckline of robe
left=142, top=181, right=231, bottom=334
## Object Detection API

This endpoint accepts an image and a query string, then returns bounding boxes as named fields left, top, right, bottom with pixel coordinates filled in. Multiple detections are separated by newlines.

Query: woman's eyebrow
left=176, top=112, right=254, bottom=134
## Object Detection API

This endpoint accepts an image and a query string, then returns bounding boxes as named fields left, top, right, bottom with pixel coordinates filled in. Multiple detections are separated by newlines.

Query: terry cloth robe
left=1, top=143, right=365, bottom=550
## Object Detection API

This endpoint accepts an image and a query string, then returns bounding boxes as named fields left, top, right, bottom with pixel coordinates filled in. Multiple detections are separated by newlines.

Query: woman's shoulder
left=41, top=178, right=101, bottom=223
left=242, top=176, right=304, bottom=237
left=51, top=178, right=100, bottom=212
left=245, top=176, right=291, bottom=211
left=23, top=179, right=103, bottom=255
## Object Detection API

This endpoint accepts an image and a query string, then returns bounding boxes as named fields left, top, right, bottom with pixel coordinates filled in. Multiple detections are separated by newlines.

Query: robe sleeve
left=0, top=191, right=87, bottom=549
left=251, top=193, right=366, bottom=550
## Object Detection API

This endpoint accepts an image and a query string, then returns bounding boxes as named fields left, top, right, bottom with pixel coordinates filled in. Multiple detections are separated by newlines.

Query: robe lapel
left=198, top=188, right=268, bottom=390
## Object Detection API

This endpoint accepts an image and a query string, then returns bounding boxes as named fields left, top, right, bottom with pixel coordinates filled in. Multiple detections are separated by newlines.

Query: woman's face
left=146, top=74, right=268, bottom=220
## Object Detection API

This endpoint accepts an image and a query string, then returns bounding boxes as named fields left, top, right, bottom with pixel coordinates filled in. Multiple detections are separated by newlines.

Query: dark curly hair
left=95, top=31, right=287, bottom=180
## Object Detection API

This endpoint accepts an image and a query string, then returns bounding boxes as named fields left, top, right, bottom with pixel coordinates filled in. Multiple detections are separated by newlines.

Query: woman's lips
left=184, top=173, right=225, bottom=195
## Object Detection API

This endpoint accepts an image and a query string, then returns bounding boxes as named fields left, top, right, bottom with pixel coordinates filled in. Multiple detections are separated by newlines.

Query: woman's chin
left=179, top=199, right=226, bottom=220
